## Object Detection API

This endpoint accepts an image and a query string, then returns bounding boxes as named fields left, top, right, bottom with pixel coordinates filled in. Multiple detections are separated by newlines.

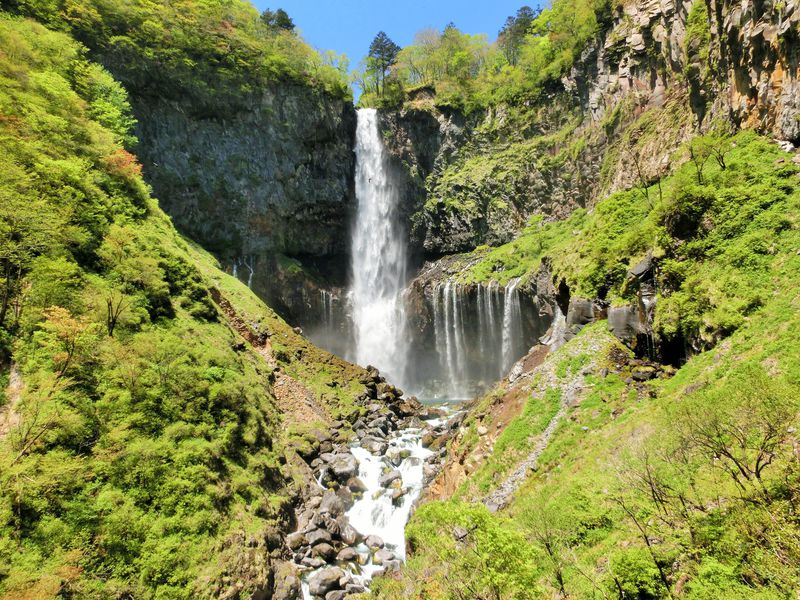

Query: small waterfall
left=428, top=278, right=531, bottom=399
left=501, top=278, right=522, bottom=372
left=431, top=282, right=471, bottom=399
left=349, top=109, right=408, bottom=383
left=541, top=303, right=568, bottom=351
left=319, top=290, right=334, bottom=330
left=231, top=256, right=255, bottom=289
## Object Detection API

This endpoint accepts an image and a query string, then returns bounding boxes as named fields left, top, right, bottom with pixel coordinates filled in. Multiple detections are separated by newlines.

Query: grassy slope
left=0, top=14, right=359, bottom=599
left=374, top=131, right=800, bottom=597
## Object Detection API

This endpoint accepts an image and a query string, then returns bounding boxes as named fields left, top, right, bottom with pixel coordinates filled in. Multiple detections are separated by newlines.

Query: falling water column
left=501, top=278, right=523, bottom=373
left=349, top=109, right=409, bottom=384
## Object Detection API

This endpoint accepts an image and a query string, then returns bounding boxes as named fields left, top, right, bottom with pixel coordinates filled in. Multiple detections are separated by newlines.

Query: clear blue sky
left=252, top=0, right=541, bottom=71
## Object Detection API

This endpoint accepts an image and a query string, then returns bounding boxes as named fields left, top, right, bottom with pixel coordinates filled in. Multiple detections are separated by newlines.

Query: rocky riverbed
left=275, top=367, right=464, bottom=599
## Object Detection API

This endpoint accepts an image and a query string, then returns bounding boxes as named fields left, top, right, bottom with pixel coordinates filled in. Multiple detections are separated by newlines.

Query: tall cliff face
left=132, top=85, right=357, bottom=262
left=378, top=0, right=800, bottom=258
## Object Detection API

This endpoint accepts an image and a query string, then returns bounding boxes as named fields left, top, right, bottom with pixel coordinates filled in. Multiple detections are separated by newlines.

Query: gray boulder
left=308, top=567, right=345, bottom=597
left=379, top=470, right=402, bottom=487
left=329, top=453, right=359, bottom=482
left=305, top=528, right=332, bottom=546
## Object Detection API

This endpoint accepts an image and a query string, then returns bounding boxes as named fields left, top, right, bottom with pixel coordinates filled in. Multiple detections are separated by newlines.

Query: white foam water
left=349, top=108, right=409, bottom=384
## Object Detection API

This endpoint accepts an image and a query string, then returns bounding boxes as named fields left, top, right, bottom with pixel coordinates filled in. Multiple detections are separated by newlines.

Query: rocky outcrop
left=377, top=0, right=800, bottom=257
left=132, top=85, right=356, bottom=262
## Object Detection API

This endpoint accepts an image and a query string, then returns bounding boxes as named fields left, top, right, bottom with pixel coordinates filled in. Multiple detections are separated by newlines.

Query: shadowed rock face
left=132, top=85, right=357, bottom=261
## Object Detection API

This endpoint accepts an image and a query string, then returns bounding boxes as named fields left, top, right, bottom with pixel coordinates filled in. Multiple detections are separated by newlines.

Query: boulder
left=346, top=477, right=368, bottom=493
left=312, top=542, right=337, bottom=562
left=631, top=366, right=658, bottom=381
left=373, top=548, right=396, bottom=565
left=335, top=486, right=354, bottom=510
left=272, top=562, right=302, bottom=600
left=361, top=437, right=388, bottom=455
left=308, top=567, right=345, bottom=597
left=305, top=528, right=332, bottom=546
left=391, top=487, right=406, bottom=506
left=320, top=490, right=345, bottom=517
left=285, top=531, right=305, bottom=551
left=325, top=592, right=347, bottom=600
left=329, top=453, right=359, bottom=482
left=339, top=523, right=362, bottom=546
left=365, top=534, right=384, bottom=550
left=336, top=547, right=358, bottom=562
left=301, top=557, right=326, bottom=569
left=346, top=583, right=366, bottom=594
left=379, top=470, right=402, bottom=488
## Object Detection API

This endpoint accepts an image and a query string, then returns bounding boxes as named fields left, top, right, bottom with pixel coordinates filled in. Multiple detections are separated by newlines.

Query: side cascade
left=428, top=278, right=527, bottom=399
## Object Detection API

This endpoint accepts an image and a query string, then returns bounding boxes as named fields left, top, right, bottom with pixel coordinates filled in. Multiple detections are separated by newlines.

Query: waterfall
left=231, top=256, right=255, bottom=289
left=349, top=109, right=408, bottom=383
left=501, top=278, right=522, bottom=373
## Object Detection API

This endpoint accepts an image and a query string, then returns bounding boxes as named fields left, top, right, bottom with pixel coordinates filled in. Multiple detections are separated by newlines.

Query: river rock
left=361, top=437, right=388, bottom=455
left=346, top=477, right=368, bottom=493
left=286, top=531, right=306, bottom=550
left=306, top=528, right=332, bottom=546
left=365, top=534, right=384, bottom=550
left=312, top=542, right=337, bottom=561
left=321, top=514, right=341, bottom=537
left=381, top=559, right=401, bottom=573
left=301, top=557, right=326, bottom=569
left=308, top=567, right=345, bottom=597
left=373, top=548, right=396, bottom=565
left=335, top=486, right=354, bottom=510
left=336, top=547, right=358, bottom=562
left=368, top=417, right=389, bottom=432
left=325, top=592, right=347, bottom=600
left=320, top=490, right=345, bottom=517
left=339, top=522, right=362, bottom=546
left=329, top=453, right=359, bottom=482
left=379, top=470, right=402, bottom=487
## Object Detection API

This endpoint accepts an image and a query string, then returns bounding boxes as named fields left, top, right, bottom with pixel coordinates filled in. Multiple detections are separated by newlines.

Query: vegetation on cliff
left=359, top=0, right=610, bottom=111
left=4, top=0, right=351, bottom=106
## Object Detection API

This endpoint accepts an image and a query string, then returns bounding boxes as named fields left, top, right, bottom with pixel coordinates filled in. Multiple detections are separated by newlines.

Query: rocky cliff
left=378, top=0, right=800, bottom=257
left=133, top=86, right=356, bottom=262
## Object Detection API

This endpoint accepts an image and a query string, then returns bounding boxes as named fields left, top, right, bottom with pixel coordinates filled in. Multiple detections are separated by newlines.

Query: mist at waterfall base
left=303, top=108, right=540, bottom=401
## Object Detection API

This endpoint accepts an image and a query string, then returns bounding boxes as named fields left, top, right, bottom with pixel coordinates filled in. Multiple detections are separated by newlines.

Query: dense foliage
left=359, top=0, right=610, bottom=110
left=3, top=0, right=351, bottom=106
left=461, top=130, right=800, bottom=354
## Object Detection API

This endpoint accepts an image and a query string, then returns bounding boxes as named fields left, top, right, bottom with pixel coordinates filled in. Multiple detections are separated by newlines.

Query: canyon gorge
left=1, top=0, right=800, bottom=598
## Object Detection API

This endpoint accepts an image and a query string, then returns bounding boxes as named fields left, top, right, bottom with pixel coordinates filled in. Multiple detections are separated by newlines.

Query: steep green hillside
left=374, top=131, right=800, bottom=598
left=0, top=14, right=357, bottom=598
left=4, top=0, right=350, bottom=105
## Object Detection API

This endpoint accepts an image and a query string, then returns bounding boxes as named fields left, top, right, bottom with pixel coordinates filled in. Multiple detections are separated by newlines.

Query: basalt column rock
left=132, top=84, right=357, bottom=262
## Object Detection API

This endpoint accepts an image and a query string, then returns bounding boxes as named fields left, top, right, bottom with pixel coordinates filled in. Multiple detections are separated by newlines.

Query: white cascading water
left=430, top=279, right=526, bottom=398
left=347, top=432, right=433, bottom=575
left=350, top=109, right=408, bottom=383
left=501, top=278, right=522, bottom=372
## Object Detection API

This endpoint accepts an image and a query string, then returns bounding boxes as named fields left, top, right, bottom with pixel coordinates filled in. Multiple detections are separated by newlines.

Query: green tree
left=368, top=31, right=400, bottom=96
left=498, top=6, right=539, bottom=66
left=260, top=7, right=295, bottom=31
